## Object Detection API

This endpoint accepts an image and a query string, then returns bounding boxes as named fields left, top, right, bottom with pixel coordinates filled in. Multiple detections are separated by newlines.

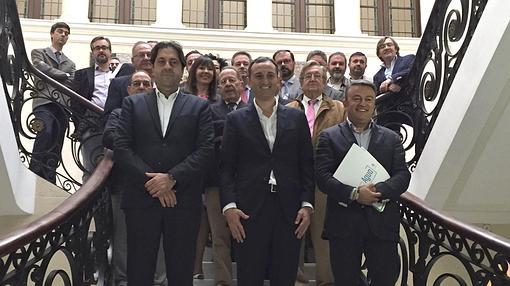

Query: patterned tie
left=306, top=99, right=317, bottom=136
left=55, top=51, right=62, bottom=64
left=227, top=102, right=236, bottom=112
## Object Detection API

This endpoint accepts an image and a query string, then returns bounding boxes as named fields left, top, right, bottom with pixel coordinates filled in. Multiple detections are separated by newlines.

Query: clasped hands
left=379, top=78, right=401, bottom=93
left=224, top=206, right=312, bottom=243
left=356, top=183, right=381, bottom=205
left=145, top=172, right=177, bottom=208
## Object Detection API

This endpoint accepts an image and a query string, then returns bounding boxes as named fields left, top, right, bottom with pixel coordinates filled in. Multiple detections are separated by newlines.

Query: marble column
left=153, top=0, right=185, bottom=28
left=245, top=0, right=274, bottom=32
left=59, top=0, right=89, bottom=23
left=334, top=0, right=362, bottom=35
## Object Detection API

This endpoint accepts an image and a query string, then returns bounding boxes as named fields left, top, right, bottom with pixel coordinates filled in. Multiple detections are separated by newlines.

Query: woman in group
left=185, top=55, right=218, bottom=103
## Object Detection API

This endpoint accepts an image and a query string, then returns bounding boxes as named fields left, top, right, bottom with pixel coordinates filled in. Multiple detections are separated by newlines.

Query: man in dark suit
left=103, top=41, right=153, bottom=118
left=201, top=66, right=247, bottom=286
left=373, top=36, right=416, bottom=131
left=220, top=57, right=315, bottom=285
left=315, top=79, right=411, bottom=286
left=72, top=36, right=113, bottom=179
left=29, top=22, right=75, bottom=183
left=114, top=41, right=214, bottom=286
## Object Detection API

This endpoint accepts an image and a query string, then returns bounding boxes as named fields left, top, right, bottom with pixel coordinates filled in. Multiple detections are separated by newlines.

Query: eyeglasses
left=92, top=45, right=110, bottom=51
left=131, top=80, right=152, bottom=88
left=219, top=77, right=239, bottom=85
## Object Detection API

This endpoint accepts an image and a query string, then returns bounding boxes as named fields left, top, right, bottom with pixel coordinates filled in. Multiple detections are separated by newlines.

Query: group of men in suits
left=31, top=21, right=413, bottom=285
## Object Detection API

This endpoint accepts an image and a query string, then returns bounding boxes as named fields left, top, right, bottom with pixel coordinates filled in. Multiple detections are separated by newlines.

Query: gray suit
left=29, top=47, right=75, bottom=183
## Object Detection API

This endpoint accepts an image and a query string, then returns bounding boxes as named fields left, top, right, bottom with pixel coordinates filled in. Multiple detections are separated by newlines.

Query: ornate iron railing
left=1, top=0, right=105, bottom=193
left=375, top=0, right=489, bottom=171
left=0, top=151, right=114, bottom=286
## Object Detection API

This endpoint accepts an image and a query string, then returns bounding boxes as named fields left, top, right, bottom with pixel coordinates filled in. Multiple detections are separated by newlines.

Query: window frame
left=361, top=0, right=422, bottom=37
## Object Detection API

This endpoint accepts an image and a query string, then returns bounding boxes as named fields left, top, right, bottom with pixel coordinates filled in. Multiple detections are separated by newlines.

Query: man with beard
left=103, top=41, right=153, bottom=117
left=327, top=52, right=350, bottom=101
left=348, top=52, right=371, bottom=82
left=273, top=50, right=300, bottom=102
left=72, top=36, right=113, bottom=179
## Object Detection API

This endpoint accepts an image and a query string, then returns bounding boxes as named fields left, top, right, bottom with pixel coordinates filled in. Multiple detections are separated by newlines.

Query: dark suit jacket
left=315, top=121, right=410, bottom=241
left=103, top=75, right=131, bottom=117
left=114, top=90, right=214, bottom=209
left=373, top=54, right=415, bottom=94
left=220, top=103, right=315, bottom=224
left=206, top=100, right=247, bottom=187
left=31, top=47, right=75, bottom=109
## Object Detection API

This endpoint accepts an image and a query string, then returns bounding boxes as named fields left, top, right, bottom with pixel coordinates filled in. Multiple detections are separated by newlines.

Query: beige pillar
left=245, top=0, right=274, bottom=32
left=59, top=0, right=89, bottom=23
left=334, top=0, right=362, bottom=35
left=153, top=0, right=185, bottom=28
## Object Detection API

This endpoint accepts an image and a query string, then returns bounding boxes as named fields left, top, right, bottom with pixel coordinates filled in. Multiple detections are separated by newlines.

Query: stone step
left=195, top=259, right=317, bottom=285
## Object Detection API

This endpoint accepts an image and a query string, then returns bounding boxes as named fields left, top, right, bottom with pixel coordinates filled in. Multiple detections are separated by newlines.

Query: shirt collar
left=224, top=97, right=242, bottom=106
left=156, top=87, right=179, bottom=100
left=346, top=117, right=374, bottom=133
left=302, top=94, right=323, bottom=105
left=254, top=98, right=278, bottom=119
left=381, top=56, right=397, bottom=69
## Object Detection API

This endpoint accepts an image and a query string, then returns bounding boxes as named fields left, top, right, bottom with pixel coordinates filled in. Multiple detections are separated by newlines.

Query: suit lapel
left=87, top=67, right=95, bottom=92
left=44, top=47, right=58, bottom=65
left=340, top=122, right=357, bottom=147
left=367, top=124, right=382, bottom=154
left=247, top=104, right=271, bottom=154
left=164, top=91, right=187, bottom=138
left=144, top=91, right=163, bottom=138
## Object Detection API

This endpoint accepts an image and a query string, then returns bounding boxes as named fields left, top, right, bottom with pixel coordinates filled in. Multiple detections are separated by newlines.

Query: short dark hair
left=306, top=50, right=327, bottom=62
left=328, top=52, right=346, bottom=64
left=349, top=51, right=367, bottom=63
left=205, top=53, right=228, bottom=70
left=376, top=36, right=400, bottom=60
left=231, top=51, right=252, bottom=65
left=186, top=56, right=217, bottom=101
left=272, top=50, right=295, bottom=62
left=150, top=41, right=186, bottom=69
left=90, top=36, right=112, bottom=51
left=248, top=56, right=279, bottom=77
left=50, top=22, right=70, bottom=34
left=185, top=50, right=202, bottom=61
left=346, top=79, right=377, bottom=96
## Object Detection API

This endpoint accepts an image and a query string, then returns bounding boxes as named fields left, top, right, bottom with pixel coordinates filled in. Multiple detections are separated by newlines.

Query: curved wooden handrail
left=0, top=150, right=114, bottom=257
left=401, top=192, right=510, bottom=254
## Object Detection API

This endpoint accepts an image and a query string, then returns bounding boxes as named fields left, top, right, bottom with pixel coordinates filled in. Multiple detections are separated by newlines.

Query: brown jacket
left=286, top=94, right=346, bottom=146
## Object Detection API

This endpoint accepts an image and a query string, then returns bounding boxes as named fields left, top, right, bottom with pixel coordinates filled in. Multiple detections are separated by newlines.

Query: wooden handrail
left=0, top=150, right=113, bottom=257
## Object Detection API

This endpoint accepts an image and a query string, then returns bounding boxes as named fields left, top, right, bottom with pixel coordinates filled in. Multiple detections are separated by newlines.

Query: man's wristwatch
left=350, top=187, right=359, bottom=202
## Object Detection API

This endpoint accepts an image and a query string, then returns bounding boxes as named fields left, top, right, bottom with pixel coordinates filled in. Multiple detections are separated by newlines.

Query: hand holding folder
left=333, top=144, right=390, bottom=212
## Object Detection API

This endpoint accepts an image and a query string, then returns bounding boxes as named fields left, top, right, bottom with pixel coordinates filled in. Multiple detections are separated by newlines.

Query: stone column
left=59, top=0, right=89, bottom=23
left=153, top=0, right=185, bottom=28
left=334, top=0, right=362, bottom=35
left=245, top=0, right=274, bottom=32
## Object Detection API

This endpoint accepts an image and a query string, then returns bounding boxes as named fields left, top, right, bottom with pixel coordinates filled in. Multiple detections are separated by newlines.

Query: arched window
left=88, top=0, right=156, bottom=25
left=182, top=0, right=246, bottom=30
left=361, top=0, right=421, bottom=37
left=17, top=0, right=62, bottom=19
left=272, top=0, right=334, bottom=34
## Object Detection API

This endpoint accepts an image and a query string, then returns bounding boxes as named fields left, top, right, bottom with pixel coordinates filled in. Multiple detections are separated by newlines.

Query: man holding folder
left=315, top=79, right=411, bottom=286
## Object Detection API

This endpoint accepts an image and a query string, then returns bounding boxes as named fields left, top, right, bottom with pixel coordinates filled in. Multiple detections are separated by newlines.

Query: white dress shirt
left=301, top=94, right=323, bottom=117
left=156, top=87, right=178, bottom=137
left=91, top=64, right=113, bottom=108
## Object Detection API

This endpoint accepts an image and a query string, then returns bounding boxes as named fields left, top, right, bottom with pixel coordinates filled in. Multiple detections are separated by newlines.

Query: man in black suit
left=114, top=41, right=214, bottom=286
left=72, top=36, right=113, bottom=179
left=29, top=22, right=75, bottom=183
left=220, top=57, right=315, bottom=285
left=315, top=79, right=411, bottom=286
left=103, top=41, right=153, bottom=118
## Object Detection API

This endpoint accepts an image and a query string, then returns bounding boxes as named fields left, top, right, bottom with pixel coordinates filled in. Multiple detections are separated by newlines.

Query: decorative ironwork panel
left=272, top=0, right=295, bottom=32
left=220, top=0, right=246, bottom=30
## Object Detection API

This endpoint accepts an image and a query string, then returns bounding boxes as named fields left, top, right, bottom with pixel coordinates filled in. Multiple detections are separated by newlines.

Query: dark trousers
left=124, top=205, right=201, bottom=286
left=235, top=193, right=301, bottom=286
left=29, top=103, right=68, bottom=183
left=329, top=214, right=399, bottom=286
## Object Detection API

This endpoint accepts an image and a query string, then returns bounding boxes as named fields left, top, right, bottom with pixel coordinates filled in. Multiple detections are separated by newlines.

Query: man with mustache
left=348, top=52, right=371, bottom=82
left=273, top=49, right=300, bottom=101
left=327, top=52, right=350, bottom=102
left=72, top=36, right=114, bottom=180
